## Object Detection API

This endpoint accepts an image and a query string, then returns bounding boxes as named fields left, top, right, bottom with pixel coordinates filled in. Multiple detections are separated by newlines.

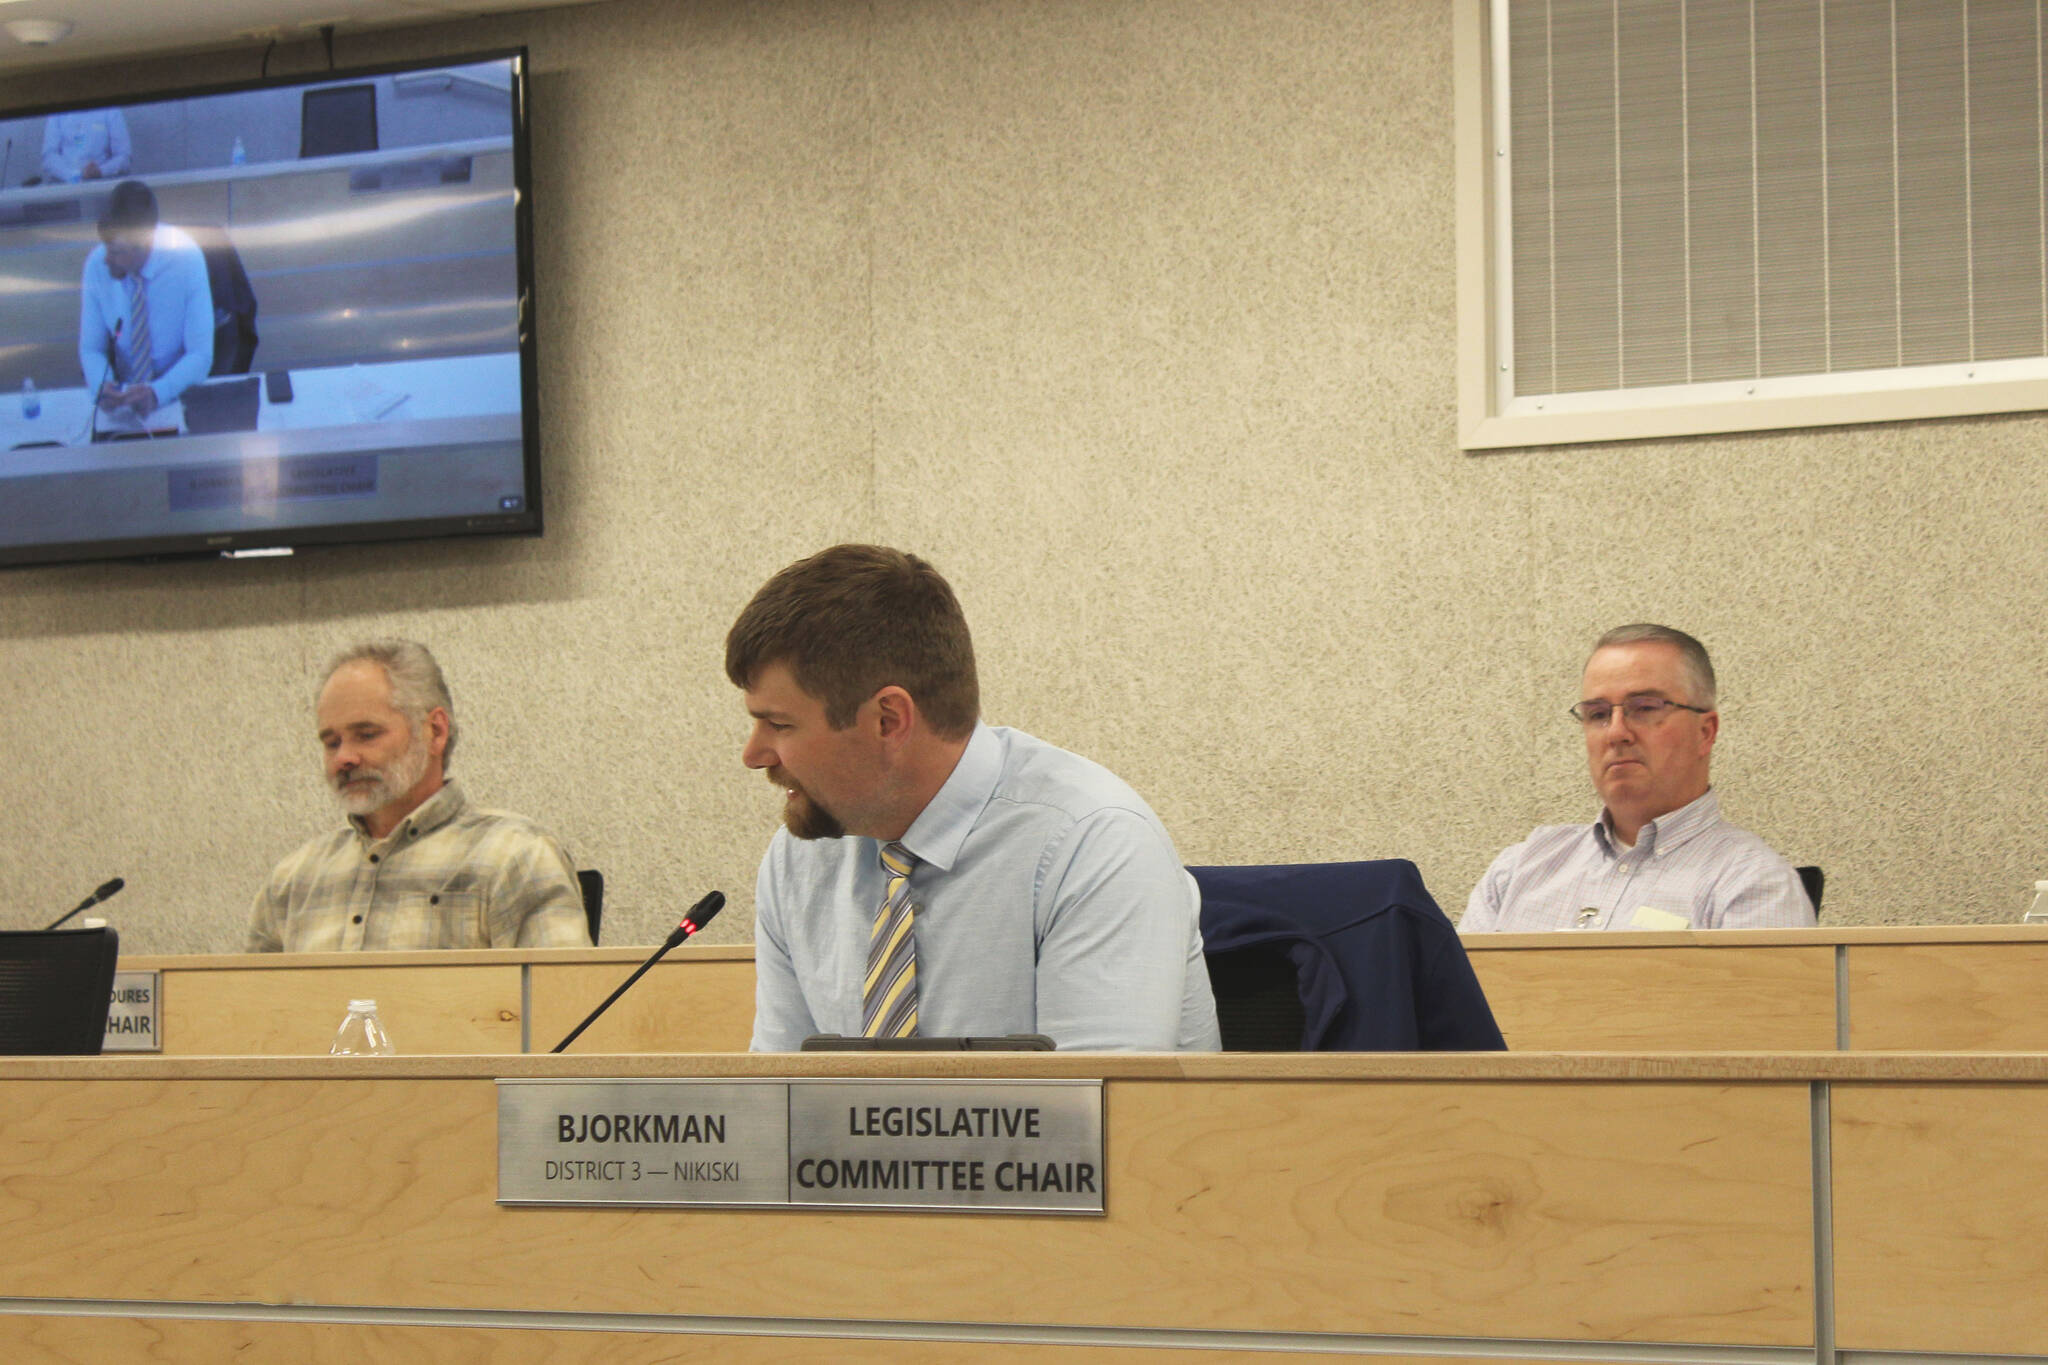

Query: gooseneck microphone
left=551, top=890, right=725, bottom=1054
left=45, top=877, right=125, bottom=931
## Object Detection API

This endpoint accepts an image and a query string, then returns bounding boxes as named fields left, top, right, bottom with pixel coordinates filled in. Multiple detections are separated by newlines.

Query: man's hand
left=97, top=382, right=160, bottom=416
left=82, top=161, right=103, bottom=180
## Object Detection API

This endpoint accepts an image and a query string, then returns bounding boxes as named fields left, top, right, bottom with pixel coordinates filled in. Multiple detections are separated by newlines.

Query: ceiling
left=0, top=0, right=612, bottom=75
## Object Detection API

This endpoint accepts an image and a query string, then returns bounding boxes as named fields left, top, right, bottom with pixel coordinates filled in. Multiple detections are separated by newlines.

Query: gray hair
left=322, top=639, right=460, bottom=768
left=1590, top=623, right=1717, bottom=708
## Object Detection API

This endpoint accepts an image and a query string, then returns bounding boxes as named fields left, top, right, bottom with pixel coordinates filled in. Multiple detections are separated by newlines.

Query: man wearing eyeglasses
left=1461, top=623, right=1814, bottom=932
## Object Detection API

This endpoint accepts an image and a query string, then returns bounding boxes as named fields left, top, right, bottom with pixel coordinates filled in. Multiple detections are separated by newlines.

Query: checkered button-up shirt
left=1461, top=788, right=1815, bottom=933
left=247, top=781, right=591, bottom=952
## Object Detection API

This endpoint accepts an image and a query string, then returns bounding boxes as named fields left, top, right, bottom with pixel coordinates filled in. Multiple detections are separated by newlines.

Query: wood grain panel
left=1104, top=1079, right=1811, bottom=1343
left=160, top=965, right=522, bottom=1054
left=229, top=153, right=514, bottom=273
left=0, top=1074, right=1812, bottom=1344
left=1845, top=943, right=2048, bottom=1048
left=1466, top=946, right=1837, bottom=1050
left=0, top=243, right=92, bottom=292
left=8, top=335, right=74, bottom=388
left=1833, top=1084, right=2048, bottom=1354
left=256, top=254, right=515, bottom=318
left=24, top=1049, right=2048, bottom=1083
left=0, top=1317, right=1616, bottom=1364
left=0, top=214, right=99, bottom=252
left=152, top=183, right=232, bottom=232
left=528, top=958, right=756, bottom=1054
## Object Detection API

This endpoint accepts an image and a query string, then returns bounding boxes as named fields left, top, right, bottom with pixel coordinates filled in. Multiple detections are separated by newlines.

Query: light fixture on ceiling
left=5, top=17, right=75, bottom=46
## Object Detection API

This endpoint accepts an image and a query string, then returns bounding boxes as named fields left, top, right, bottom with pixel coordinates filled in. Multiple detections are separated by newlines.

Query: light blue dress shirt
left=750, top=723, right=1222, bottom=1052
left=1461, top=788, right=1816, bottom=932
left=41, top=109, right=131, bottom=184
left=77, top=223, right=215, bottom=407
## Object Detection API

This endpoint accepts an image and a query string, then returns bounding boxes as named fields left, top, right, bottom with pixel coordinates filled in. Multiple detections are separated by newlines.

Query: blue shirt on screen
left=750, top=722, right=1222, bottom=1052
left=77, top=223, right=215, bottom=406
left=41, top=109, right=131, bottom=184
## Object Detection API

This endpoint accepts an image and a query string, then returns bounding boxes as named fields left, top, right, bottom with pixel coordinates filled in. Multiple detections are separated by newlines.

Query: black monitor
left=0, top=49, right=542, bottom=568
left=0, top=926, right=120, bottom=1055
left=300, top=83, right=379, bottom=158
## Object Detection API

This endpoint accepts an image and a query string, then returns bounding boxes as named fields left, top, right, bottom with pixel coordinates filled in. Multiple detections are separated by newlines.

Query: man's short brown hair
left=725, top=544, right=980, bottom=738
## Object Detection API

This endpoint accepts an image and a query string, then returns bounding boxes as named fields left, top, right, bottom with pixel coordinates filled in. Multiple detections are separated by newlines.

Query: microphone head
left=683, top=890, right=726, bottom=932
left=663, top=891, right=725, bottom=947
left=96, top=877, right=125, bottom=900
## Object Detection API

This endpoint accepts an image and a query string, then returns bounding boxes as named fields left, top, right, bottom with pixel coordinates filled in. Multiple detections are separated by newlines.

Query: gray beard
left=332, top=731, right=432, bottom=819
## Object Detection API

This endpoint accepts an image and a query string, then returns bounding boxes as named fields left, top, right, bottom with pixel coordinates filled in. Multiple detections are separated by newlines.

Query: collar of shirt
left=134, top=226, right=174, bottom=285
left=347, top=779, right=468, bottom=855
left=1593, top=786, right=1720, bottom=858
left=894, top=721, right=1000, bottom=874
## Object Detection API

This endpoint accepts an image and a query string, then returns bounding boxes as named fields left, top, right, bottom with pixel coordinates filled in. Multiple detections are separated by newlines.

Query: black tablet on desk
left=182, top=376, right=261, bottom=434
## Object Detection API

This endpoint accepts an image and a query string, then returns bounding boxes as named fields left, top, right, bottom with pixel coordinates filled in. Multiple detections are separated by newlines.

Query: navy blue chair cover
left=1192, top=860, right=1506, bottom=1052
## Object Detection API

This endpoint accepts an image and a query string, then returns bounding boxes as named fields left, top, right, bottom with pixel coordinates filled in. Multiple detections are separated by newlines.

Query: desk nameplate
left=497, top=1079, right=789, bottom=1206
left=789, top=1078, right=1104, bottom=1214
left=497, top=1077, right=1105, bottom=1214
left=103, top=969, right=161, bottom=1054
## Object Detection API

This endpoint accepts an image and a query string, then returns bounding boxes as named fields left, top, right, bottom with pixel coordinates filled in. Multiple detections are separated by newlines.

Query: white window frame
left=1455, top=0, right=2048, bottom=451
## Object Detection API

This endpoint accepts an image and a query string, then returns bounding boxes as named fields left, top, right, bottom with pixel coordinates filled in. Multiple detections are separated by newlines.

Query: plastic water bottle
left=20, top=378, right=38, bottom=419
left=231, top=136, right=248, bottom=166
left=2026, top=883, right=2048, bottom=924
left=330, top=999, right=395, bottom=1055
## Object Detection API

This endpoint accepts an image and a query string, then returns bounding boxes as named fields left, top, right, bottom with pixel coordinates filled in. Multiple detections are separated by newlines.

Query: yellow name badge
left=1629, top=905, right=1690, bottom=931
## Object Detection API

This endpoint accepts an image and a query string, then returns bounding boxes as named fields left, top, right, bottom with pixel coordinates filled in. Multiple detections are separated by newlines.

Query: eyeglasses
left=1569, top=696, right=1711, bottom=728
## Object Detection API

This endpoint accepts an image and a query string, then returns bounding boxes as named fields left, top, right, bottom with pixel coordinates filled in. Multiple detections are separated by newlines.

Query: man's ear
left=1698, top=709, right=1720, bottom=754
left=871, top=686, right=918, bottom=744
left=425, top=707, right=452, bottom=758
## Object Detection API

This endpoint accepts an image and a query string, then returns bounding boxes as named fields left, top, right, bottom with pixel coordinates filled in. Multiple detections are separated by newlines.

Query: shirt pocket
left=389, top=890, right=487, bottom=949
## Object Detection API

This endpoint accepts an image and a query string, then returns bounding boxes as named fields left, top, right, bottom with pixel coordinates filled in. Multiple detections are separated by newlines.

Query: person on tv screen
left=1461, top=623, right=1815, bottom=933
left=247, top=640, right=593, bottom=953
left=76, top=179, right=213, bottom=420
left=41, top=107, right=131, bottom=184
left=728, top=543, right=1221, bottom=1052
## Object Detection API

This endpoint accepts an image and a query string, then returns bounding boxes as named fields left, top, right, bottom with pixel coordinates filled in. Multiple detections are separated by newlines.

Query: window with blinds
left=1462, top=0, right=2048, bottom=447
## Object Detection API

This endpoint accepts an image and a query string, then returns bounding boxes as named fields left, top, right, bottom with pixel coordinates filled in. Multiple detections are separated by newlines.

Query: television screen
left=0, top=49, right=540, bottom=568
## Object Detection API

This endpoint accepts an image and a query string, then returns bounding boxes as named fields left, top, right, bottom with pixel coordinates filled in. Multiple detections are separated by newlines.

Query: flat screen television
left=0, top=48, right=541, bottom=568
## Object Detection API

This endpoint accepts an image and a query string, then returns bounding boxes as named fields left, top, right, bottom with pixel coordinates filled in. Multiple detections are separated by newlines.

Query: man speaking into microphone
left=727, top=545, right=1218, bottom=1052
left=77, top=179, right=213, bottom=422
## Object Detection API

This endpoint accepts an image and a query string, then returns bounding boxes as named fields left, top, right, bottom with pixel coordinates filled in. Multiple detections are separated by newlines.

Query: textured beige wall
left=1, top=0, right=2041, bottom=955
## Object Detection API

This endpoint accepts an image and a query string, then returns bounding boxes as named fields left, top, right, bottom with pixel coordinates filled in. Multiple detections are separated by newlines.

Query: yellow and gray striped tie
left=862, top=841, right=919, bottom=1038
left=124, top=275, right=153, bottom=385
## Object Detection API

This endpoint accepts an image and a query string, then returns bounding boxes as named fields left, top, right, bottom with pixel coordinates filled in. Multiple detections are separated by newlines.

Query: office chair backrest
left=576, top=869, right=604, bottom=945
left=301, top=84, right=379, bottom=158
left=185, top=224, right=259, bottom=375
left=1204, top=944, right=1309, bottom=1051
left=0, top=926, right=120, bottom=1055
left=1193, top=860, right=1506, bottom=1053
left=1796, top=865, right=1825, bottom=918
